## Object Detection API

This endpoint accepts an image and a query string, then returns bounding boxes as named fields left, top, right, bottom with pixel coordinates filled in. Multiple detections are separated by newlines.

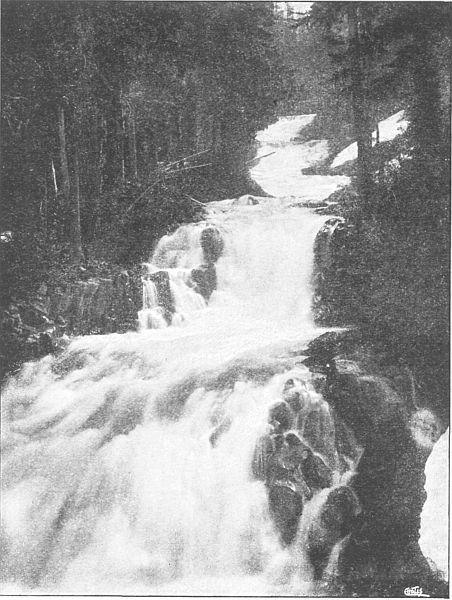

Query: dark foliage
left=1, top=0, right=281, bottom=305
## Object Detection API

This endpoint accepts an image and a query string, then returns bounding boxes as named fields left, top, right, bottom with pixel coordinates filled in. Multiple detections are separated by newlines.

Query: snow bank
left=419, top=429, right=449, bottom=580
left=330, top=110, right=409, bottom=169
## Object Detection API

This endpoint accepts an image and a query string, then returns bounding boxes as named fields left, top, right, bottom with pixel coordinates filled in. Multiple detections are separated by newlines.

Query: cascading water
left=1, top=116, right=356, bottom=595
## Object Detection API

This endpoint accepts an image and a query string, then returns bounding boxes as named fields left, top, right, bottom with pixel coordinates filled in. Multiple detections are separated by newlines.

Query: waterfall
left=138, top=279, right=168, bottom=330
left=1, top=116, right=356, bottom=595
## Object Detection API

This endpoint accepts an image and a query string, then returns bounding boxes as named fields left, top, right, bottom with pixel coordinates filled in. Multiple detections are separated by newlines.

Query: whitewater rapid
left=2, top=115, right=350, bottom=595
left=2, top=115, right=446, bottom=595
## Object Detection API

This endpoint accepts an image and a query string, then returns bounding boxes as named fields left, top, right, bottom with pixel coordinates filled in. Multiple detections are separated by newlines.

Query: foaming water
left=251, top=115, right=349, bottom=199
left=1, top=116, right=354, bottom=594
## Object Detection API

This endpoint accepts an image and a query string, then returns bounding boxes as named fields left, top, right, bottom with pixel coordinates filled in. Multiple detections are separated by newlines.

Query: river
left=1, top=116, right=446, bottom=594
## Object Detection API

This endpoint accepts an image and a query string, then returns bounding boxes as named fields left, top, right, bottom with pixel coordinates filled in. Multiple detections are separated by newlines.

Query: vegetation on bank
left=1, top=1, right=281, bottom=297
left=304, top=3, right=450, bottom=423
left=1, top=1, right=284, bottom=375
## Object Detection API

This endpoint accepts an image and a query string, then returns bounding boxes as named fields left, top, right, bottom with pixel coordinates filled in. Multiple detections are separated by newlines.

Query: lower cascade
left=0, top=116, right=444, bottom=595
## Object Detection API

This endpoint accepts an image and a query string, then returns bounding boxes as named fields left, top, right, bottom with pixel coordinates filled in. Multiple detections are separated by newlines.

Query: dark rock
left=298, top=401, right=337, bottom=467
left=302, top=328, right=443, bottom=595
left=307, top=485, right=361, bottom=580
left=336, top=415, right=437, bottom=597
left=191, top=264, right=217, bottom=301
left=38, top=332, right=54, bottom=355
left=268, top=400, right=294, bottom=432
left=251, top=432, right=274, bottom=479
left=46, top=267, right=142, bottom=337
left=149, top=270, right=174, bottom=323
left=200, top=227, right=224, bottom=264
left=268, top=485, right=304, bottom=546
left=326, top=371, right=406, bottom=445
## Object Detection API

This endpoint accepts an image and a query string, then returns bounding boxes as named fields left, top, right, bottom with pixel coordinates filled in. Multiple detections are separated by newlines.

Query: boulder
left=149, top=270, right=174, bottom=323
left=326, top=371, right=406, bottom=445
left=336, top=415, right=441, bottom=597
left=303, top=334, right=448, bottom=596
left=191, top=264, right=217, bottom=301
left=200, top=227, right=224, bottom=264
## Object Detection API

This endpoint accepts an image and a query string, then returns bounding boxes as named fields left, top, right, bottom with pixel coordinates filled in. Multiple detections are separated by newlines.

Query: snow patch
left=419, top=429, right=449, bottom=580
left=331, top=110, right=409, bottom=169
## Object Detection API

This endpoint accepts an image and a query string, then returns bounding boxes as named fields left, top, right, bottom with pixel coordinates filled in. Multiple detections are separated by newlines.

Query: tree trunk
left=98, top=115, right=106, bottom=196
left=40, top=168, right=48, bottom=234
left=411, top=27, right=442, bottom=162
left=57, top=105, right=70, bottom=201
left=58, top=105, right=84, bottom=264
left=347, top=5, right=373, bottom=203
left=87, top=114, right=106, bottom=241
left=69, top=148, right=85, bottom=264
left=126, top=108, right=138, bottom=181
left=119, top=96, right=126, bottom=183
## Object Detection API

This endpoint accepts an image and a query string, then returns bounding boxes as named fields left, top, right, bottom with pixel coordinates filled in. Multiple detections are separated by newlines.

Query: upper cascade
left=256, top=114, right=317, bottom=145
left=251, top=116, right=349, bottom=199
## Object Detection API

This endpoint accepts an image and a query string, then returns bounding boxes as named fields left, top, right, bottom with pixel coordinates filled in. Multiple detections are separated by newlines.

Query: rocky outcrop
left=200, top=226, right=224, bottom=264
left=191, top=263, right=217, bottom=301
left=302, top=330, right=447, bottom=597
left=312, top=217, right=352, bottom=325
left=49, top=269, right=142, bottom=335
left=189, top=226, right=224, bottom=301
left=148, top=270, right=175, bottom=323
left=1, top=268, right=143, bottom=379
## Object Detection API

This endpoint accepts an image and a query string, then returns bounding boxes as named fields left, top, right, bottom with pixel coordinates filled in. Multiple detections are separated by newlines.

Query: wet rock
left=268, top=401, right=294, bottom=432
left=313, top=217, right=345, bottom=275
left=149, top=270, right=175, bottom=323
left=268, top=485, right=303, bottom=546
left=251, top=431, right=274, bottom=479
left=44, top=266, right=142, bottom=337
left=307, top=486, right=361, bottom=580
left=298, top=400, right=337, bottom=468
left=191, top=263, right=217, bottom=301
left=302, top=328, right=445, bottom=595
left=335, top=414, right=440, bottom=597
left=326, top=371, right=406, bottom=445
left=200, top=227, right=224, bottom=264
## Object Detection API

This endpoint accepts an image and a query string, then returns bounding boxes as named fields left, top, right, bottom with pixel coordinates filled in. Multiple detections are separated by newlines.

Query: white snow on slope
left=419, top=429, right=449, bottom=580
left=331, top=110, right=409, bottom=169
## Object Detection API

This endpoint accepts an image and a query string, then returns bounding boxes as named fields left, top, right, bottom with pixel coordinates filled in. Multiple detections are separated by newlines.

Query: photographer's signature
left=404, top=586, right=430, bottom=597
